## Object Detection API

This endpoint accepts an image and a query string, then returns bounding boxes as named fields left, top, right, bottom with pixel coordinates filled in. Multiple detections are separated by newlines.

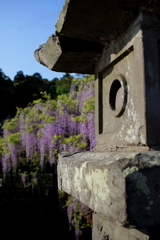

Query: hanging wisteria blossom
left=0, top=75, right=95, bottom=238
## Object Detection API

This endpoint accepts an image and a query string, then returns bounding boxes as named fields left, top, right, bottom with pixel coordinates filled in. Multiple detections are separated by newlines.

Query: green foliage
left=0, top=137, right=4, bottom=155
left=57, top=93, right=77, bottom=115
left=0, top=69, right=14, bottom=119
left=74, top=75, right=94, bottom=91
left=72, top=115, right=87, bottom=123
left=2, top=117, right=19, bottom=132
left=0, top=69, right=74, bottom=120
left=84, top=97, right=95, bottom=112
left=62, top=134, right=87, bottom=149
left=56, top=73, right=73, bottom=95
left=6, top=132, right=20, bottom=145
left=1, top=92, right=57, bottom=188
left=64, top=195, right=92, bottom=232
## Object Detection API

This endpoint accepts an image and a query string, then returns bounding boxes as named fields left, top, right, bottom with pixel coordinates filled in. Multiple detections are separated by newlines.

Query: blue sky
left=0, top=0, right=66, bottom=81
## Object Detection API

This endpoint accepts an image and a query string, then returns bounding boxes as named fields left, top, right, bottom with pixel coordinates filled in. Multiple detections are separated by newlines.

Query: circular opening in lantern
left=109, top=79, right=121, bottom=111
left=109, top=77, right=127, bottom=117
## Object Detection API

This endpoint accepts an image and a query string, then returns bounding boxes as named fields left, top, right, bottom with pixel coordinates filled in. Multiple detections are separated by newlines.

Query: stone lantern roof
left=34, top=0, right=160, bottom=74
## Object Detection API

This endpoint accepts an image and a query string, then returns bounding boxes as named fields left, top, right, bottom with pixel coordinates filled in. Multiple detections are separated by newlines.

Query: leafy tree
left=13, top=71, right=44, bottom=110
left=55, top=73, right=73, bottom=96
left=0, top=69, right=14, bottom=119
left=44, top=77, right=58, bottom=99
left=13, top=71, right=25, bottom=85
left=0, top=69, right=75, bottom=120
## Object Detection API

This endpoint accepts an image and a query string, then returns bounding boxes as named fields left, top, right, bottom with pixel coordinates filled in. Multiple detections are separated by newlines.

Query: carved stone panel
left=95, top=12, right=160, bottom=149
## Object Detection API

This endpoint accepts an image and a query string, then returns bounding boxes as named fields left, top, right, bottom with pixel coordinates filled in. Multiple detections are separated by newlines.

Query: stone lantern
left=34, top=1, right=160, bottom=239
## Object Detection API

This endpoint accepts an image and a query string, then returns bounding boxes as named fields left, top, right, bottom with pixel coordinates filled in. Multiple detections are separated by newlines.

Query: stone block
left=58, top=151, right=160, bottom=227
left=56, top=0, right=160, bottom=44
left=34, top=35, right=104, bottom=74
left=34, top=1, right=160, bottom=74
left=92, top=214, right=149, bottom=240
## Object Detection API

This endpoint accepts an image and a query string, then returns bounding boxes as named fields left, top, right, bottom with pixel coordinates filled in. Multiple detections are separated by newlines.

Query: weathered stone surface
left=92, top=214, right=149, bottom=240
left=34, top=0, right=160, bottom=74
left=95, top=12, right=160, bottom=149
left=34, top=35, right=104, bottom=74
left=34, top=35, right=62, bottom=70
left=58, top=151, right=160, bottom=227
left=56, top=0, right=160, bottom=44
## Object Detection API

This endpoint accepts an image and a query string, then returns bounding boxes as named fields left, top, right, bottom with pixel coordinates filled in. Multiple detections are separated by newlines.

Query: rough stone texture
left=92, top=214, right=149, bottom=240
left=126, top=166, right=160, bottom=228
left=56, top=0, right=135, bottom=44
left=34, top=0, right=160, bottom=73
left=56, top=0, right=160, bottom=44
left=34, top=36, right=62, bottom=70
left=58, top=151, right=160, bottom=227
left=95, top=12, right=160, bottom=149
left=34, top=35, right=104, bottom=74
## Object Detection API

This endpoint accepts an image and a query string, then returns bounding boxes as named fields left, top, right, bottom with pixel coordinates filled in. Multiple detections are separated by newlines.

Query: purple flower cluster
left=2, top=75, right=96, bottom=173
left=75, top=229, right=83, bottom=239
left=1, top=75, right=95, bottom=238
left=67, top=196, right=93, bottom=239
left=2, top=118, right=20, bottom=173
